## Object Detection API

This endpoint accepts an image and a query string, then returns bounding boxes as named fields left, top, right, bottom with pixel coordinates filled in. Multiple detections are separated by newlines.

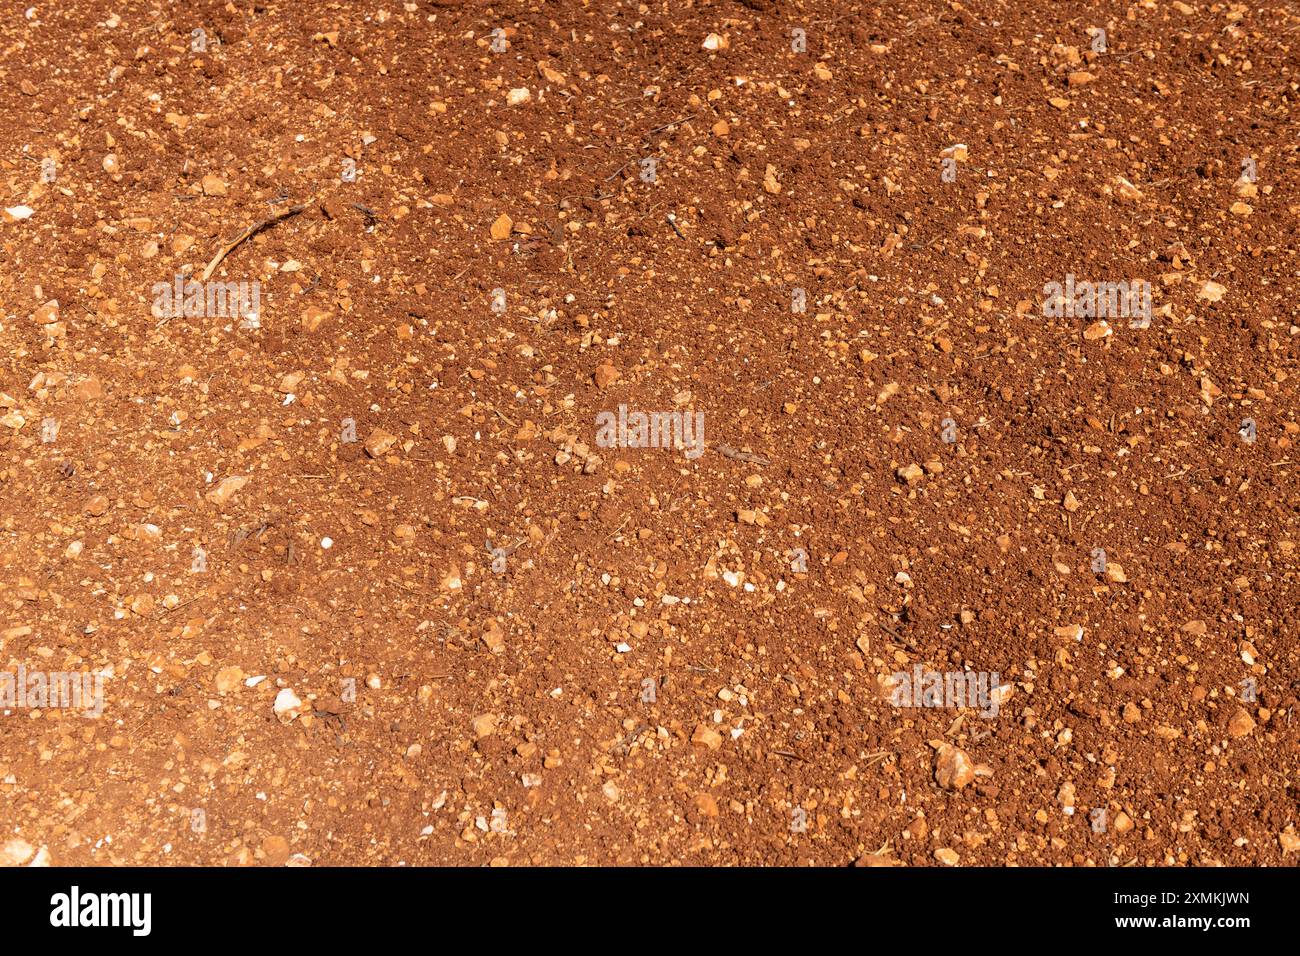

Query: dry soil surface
left=1, top=0, right=1298, bottom=867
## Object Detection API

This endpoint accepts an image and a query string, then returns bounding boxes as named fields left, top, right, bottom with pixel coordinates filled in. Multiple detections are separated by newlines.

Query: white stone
left=273, top=688, right=303, bottom=718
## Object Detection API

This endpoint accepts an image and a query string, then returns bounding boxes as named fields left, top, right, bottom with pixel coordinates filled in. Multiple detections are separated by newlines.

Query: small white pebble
left=273, top=688, right=302, bottom=716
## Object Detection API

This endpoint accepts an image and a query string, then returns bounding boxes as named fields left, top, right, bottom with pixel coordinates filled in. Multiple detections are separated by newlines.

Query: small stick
left=714, top=443, right=770, bottom=466
left=201, top=199, right=312, bottom=281
left=877, top=622, right=907, bottom=643
left=644, top=113, right=696, bottom=138
left=604, top=160, right=634, bottom=182
left=157, top=596, right=201, bottom=615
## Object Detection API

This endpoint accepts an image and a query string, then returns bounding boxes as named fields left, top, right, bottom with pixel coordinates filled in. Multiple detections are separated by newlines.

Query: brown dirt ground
left=1, top=0, right=1298, bottom=867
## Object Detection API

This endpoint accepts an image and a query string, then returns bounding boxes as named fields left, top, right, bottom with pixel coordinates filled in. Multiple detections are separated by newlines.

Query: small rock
left=694, top=793, right=720, bottom=817
left=273, top=688, right=303, bottom=719
left=301, top=306, right=329, bottom=332
left=490, top=213, right=513, bottom=240
left=896, top=463, right=924, bottom=485
left=1113, top=176, right=1143, bottom=201
left=364, top=428, right=398, bottom=458
left=1198, top=280, right=1227, bottom=303
left=206, top=475, right=248, bottom=507
left=593, top=362, right=620, bottom=390
left=1083, top=320, right=1113, bottom=341
left=72, top=376, right=104, bottom=400
left=277, top=371, right=305, bottom=394
left=0, top=838, right=35, bottom=867
left=692, top=723, right=723, bottom=750
left=481, top=620, right=505, bottom=653
left=934, top=743, right=975, bottom=790
left=1227, top=708, right=1255, bottom=738
left=33, top=300, right=59, bottom=325
left=934, top=847, right=960, bottom=866
left=261, top=835, right=291, bottom=866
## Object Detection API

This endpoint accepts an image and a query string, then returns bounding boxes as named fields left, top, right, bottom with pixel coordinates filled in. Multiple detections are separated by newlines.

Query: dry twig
left=201, top=199, right=312, bottom=281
